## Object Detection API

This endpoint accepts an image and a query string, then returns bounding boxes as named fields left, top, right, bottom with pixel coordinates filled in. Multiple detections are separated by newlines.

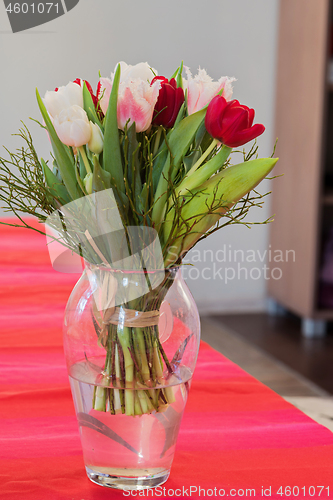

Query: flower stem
left=175, top=143, right=231, bottom=197
left=117, top=326, right=135, bottom=416
left=186, top=139, right=218, bottom=178
left=78, top=146, right=92, bottom=175
left=94, top=385, right=107, bottom=411
left=153, top=126, right=163, bottom=157
left=134, top=328, right=151, bottom=382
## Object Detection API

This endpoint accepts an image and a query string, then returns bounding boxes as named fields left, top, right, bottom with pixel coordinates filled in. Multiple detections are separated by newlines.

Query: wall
left=0, top=0, right=279, bottom=313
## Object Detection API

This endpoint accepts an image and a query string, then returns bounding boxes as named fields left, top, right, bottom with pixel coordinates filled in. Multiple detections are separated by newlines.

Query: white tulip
left=53, top=105, right=91, bottom=148
left=44, top=82, right=83, bottom=119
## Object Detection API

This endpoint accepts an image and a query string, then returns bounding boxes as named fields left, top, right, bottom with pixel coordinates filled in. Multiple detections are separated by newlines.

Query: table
left=1, top=221, right=333, bottom=500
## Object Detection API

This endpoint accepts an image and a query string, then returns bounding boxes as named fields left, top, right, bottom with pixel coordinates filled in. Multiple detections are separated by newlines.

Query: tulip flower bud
left=88, top=122, right=104, bottom=154
left=205, top=95, right=265, bottom=148
left=84, top=172, right=93, bottom=195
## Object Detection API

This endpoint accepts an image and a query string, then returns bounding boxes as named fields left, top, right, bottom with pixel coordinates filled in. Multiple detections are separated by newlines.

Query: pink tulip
left=112, top=61, right=157, bottom=85
left=99, top=77, right=113, bottom=115
left=184, top=67, right=235, bottom=115
left=99, top=61, right=158, bottom=120
left=117, top=79, right=161, bottom=132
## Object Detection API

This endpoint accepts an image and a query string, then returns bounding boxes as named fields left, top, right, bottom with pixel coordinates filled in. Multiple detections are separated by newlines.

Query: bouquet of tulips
left=0, top=61, right=277, bottom=416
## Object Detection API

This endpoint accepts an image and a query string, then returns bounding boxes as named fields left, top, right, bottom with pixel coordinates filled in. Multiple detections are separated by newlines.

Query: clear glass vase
left=63, top=263, right=200, bottom=490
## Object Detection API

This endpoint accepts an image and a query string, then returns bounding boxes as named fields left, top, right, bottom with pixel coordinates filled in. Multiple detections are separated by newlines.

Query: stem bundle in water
left=92, top=322, right=175, bottom=416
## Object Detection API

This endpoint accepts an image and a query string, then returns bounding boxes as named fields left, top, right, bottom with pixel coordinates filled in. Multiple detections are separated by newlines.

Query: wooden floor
left=208, top=313, right=333, bottom=395
left=201, top=314, right=333, bottom=432
left=201, top=316, right=329, bottom=397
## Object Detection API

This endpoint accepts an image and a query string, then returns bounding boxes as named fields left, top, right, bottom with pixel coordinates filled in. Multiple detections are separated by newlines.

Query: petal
left=114, top=61, right=157, bottom=84
left=151, top=76, right=168, bottom=86
left=169, top=78, right=178, bottom=90
left=224, top=123, right=265, bottom=148
left=62, top=82, right=83, bottom=109
left=205, top=96, right=228, bottom=140
left=187, top=68, right=235, bottom=114
left=117, top=79, right=161, bottom=132
left=44, top=82, right=83, bottom=118
left=167, top=86, right=185, bottom=127
left=153, top=85, right=171, bottom=125
left=70, top=120, right=92, bottom=147
left=99, top=77, right=112, bottom=114
left=222, top=106, right=249, bottom=134
left=44, top=91, right=67, bottom=118
left=53, top=106, right=90, bottom=147
left=54, top=119, right=73, bottom=146
left=248, top=108, right=255, bottom=127
left=218, top=76, right=236, bottom=101
left=117, top=87, right=148, bottom=132
left=185, top=67, right=199, bottom=115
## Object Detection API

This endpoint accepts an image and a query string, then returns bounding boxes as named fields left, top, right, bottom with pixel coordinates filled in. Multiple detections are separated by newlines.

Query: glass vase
left=63, top=263, right=200, bottom=490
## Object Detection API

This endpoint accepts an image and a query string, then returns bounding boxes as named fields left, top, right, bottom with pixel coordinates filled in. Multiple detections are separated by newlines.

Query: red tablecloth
left=1, top=221, right=333, bottom=500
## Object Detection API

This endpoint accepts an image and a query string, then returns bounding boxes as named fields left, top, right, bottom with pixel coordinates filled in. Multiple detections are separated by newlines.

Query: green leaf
left=78, top=148, right=87, bottom=178
left=168, top=107, right=206, bottom=173
left=126, top=123, right=138, bottom=186
left=178, top=145, right=232, bottom=194
left=92, top=157, right=111, bottom=192
left=103, top=64, right=125, bottom=193
left=197, top=157, right=278, bottom=203
left=170, top=66, right=180, bottom=80
left=152, top=146, right=169, bottom=193
left=164, top=157, right=279, bottom=255
left=183, top=148, right=202, bottom=173
left=176, top=61, right=184, bottom=89
left=83, top=82, right=102, bottom=129
left=36, top=89, right=80, bottom=201
left=126, top=122, right=142, bottom=208
left=152, top=107, right=206, bottom=226
left=41, top=158, right=71, bottom=205
left=191, top=117, right=213, bottom=163
left=173, top=102, right=185, bottom=129
left=52, top=159, right=62, bottom=181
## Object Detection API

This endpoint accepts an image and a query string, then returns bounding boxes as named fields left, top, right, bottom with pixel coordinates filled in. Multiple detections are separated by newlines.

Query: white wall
left=0, top=0, right=279, bottom=313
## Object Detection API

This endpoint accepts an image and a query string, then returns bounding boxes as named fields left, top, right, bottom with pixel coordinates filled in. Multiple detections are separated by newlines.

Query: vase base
left=86, top=466, right=170, bottom=490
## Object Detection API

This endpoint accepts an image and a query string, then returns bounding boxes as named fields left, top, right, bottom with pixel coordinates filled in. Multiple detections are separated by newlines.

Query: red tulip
left=151, top=76, right=184, bottom=128
left=205, top=95, right=265, bottom=147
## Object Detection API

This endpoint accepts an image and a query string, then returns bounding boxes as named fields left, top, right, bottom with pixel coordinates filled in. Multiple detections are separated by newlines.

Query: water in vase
left=69, top=360, right=191, bottom=489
